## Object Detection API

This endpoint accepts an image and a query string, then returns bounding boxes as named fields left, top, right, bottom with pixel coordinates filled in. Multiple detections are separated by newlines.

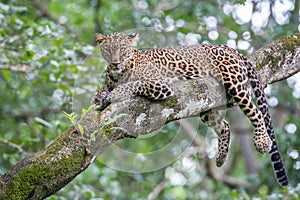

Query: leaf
left=90, top=132, right=96, bottom=142
left=1, top=70, right=11, bottom=82
left=63, top=111, right=72, bottom=119
left=78, top=124, right=84, bottom=135
left=34, top=117, right=52, bottom=128
left=62, top=111, right=76, bottom=125
left=89, top=129, right=102, bottom=142
left=86, top=104, right=95, bottom=112
left=25, top=50, right=35, bottom=60
left=107, top=126, right=127, bottom=132
left=54, top=38, right=64, bottom=47
left=82, top=104, right=95, bottom=115
left=88, top=114, right=127, bottom=141
left=100, top=113, right=127, bottom=128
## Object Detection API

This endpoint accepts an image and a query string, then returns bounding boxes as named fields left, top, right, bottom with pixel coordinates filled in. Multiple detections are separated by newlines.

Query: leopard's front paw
left=92, top=96, right=110, bottom=111
left=91, top=89, right=111, bottom=111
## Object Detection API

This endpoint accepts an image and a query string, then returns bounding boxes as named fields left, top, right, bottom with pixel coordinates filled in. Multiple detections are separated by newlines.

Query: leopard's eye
left=120, top=47, right=126, bottom=53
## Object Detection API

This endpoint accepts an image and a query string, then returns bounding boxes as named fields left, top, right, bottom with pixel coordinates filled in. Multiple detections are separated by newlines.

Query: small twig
left=175, top=119, right=207, bottom=158
left=146, top=119, right=207, bottom=200
left=0, top=64, right=31, bottom=73
left=175, top=120, right=205, bottom=147
left=235, top=126, right=258, bottom=174
left=93, top=0, right=103, bottom=34
left=205, top=159, right=251, bottom=189
left=147, top=178, right=168, bottom=200
left=178, top=120, right=251, bottom=188
left=0, top=137, right=25, bottom=153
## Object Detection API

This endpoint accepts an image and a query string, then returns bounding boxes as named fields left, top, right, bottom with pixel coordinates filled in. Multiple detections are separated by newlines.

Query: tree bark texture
left=1, top=33, right=299, bottom=199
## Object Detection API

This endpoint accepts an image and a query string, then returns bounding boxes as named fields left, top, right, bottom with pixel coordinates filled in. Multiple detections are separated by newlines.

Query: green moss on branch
left=0, top=128, right=88, bottom=200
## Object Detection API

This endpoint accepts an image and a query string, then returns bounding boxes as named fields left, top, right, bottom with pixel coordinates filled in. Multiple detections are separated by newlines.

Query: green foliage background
left=0, top=0, right=299, bottom=199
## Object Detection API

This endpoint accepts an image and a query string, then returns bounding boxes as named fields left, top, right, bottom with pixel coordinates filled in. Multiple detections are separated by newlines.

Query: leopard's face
left=95, top=32, right=138, bottom=69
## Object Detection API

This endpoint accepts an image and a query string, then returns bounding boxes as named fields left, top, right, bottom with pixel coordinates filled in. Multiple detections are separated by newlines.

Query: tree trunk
left=1, top=33, right=299, bottom=200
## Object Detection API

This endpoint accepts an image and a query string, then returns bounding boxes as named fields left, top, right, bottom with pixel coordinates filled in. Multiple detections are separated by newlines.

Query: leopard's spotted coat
left=92, top=32, right=288, bottom=186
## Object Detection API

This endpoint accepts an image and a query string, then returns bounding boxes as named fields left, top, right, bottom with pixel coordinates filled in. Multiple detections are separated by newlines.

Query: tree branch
left=178, top=119, right=252, bottom=188
left=0, top=65, right=31, bottom=73
left=0, top=138, right=26, bottom=154
left=31, top=0, right=80, bottom=41
left=205, top=158, right=251, bottom=189
left=248, top=34, right=300, bottom=86
left=0, top=33, right=299, bottom=199
left=93, top=0, right=103, bottom=34
left=147, top=177, right=168, bottom=200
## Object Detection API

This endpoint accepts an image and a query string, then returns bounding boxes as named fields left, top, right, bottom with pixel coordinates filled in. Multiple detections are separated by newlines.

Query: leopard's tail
left=245, top=59, right=288, bottom=187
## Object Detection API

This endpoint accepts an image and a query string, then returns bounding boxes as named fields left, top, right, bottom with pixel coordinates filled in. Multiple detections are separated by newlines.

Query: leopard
left=92, top=32, right=288, bottom=186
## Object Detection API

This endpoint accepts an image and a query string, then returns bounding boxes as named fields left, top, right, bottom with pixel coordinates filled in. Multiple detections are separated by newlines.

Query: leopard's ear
left=95, top=33, right=107, bottom=44
left=127, top=33, right=139, bottom=45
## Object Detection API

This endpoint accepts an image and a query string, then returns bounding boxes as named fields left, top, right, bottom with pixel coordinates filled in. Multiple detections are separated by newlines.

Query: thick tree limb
left=0, top=33, right=299, bottom=199
left=248, top=34, right=300, bottom=86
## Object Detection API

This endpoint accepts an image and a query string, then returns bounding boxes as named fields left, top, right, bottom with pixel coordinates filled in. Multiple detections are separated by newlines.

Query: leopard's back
left=142, top=45, right=217, bottom=79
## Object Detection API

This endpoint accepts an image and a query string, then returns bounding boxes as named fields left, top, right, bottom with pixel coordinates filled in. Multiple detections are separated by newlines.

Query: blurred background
left=0, top=0, right=299, bottom=199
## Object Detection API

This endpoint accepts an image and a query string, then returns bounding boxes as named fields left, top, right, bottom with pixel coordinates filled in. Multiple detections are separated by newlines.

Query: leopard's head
left=95, top=32, right=138, bottom=68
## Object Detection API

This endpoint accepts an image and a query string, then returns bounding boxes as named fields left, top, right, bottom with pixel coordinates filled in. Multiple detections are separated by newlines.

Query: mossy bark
left=0, top=127, right=92, bottom=200
left=248, top=33, right=300, bottom=87
left=1, top=33, right=299, bottom=199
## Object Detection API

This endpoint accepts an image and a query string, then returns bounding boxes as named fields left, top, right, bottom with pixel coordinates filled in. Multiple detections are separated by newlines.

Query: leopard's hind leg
left=227, top=83, right=272, bottom=154
left=200, top=110, right=230, bottom=167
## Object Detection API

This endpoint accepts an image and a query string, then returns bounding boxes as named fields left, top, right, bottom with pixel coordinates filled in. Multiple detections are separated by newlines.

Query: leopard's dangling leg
left=227, top=84, right=272, bottom=154
left=200, top=110, right=230, bottom=167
